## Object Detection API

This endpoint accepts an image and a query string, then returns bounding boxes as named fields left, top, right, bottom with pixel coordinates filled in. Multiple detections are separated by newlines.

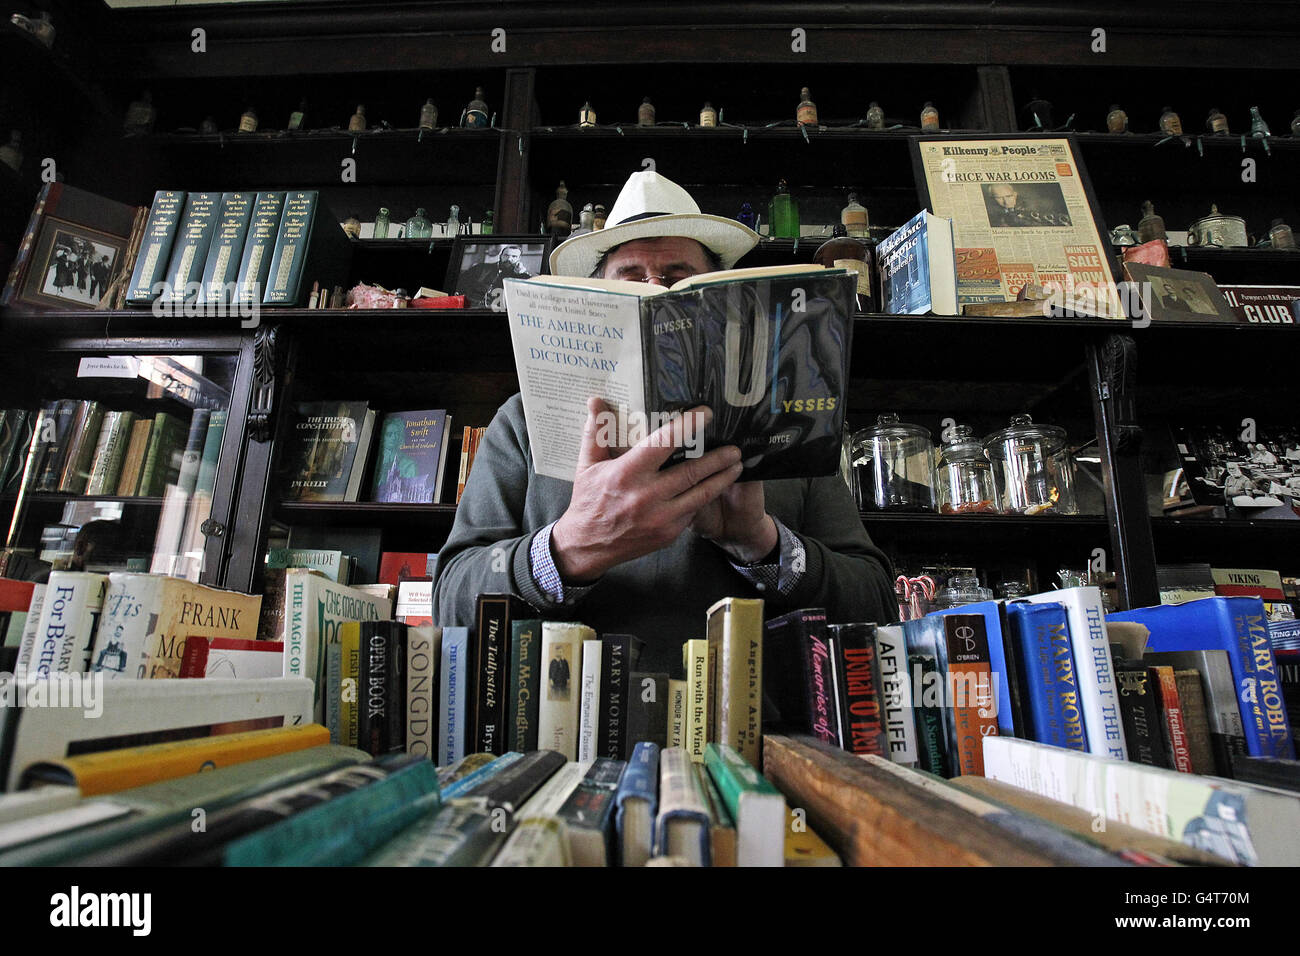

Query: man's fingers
left=657, top=443, right=742, bottom=499
left=575, top=396, right=613, bottom=470
left=669, top=460, right=744, bottom=520
left=621, top=405, right=712, bottom=471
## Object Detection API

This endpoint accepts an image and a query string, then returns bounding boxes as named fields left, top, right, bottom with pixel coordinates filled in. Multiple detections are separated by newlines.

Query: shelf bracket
left=247, top=323, right=283, bottom=443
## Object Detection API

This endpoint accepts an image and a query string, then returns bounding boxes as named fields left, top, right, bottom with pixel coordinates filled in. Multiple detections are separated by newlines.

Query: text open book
left=504, top=264, right=855, bottom=482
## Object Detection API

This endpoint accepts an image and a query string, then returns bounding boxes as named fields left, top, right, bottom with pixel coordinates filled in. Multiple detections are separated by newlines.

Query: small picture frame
left=445, top=235, right=553, bottom=311
left=1123, top=263, right=1235, bottom=324
left=20, top=217, right=129, bottom=310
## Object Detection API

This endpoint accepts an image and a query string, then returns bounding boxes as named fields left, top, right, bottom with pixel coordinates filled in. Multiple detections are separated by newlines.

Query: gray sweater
left=432, top=394, right=898, bottom=672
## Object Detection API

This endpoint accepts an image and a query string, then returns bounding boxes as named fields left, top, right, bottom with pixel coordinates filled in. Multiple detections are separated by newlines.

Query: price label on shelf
left=76, top=356, right=141, bottom=379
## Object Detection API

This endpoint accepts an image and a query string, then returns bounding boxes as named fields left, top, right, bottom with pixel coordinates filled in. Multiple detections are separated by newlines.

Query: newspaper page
left=915, top=137, right=1124, bottom=319
left=504, top=277, right=647, bottom=481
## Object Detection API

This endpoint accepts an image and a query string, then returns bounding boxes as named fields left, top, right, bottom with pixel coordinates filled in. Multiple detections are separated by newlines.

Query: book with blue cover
left=370, top=409, right=453, bottom=504
left=1005, top=601, right=1088, bottom=751
left=1110, top=597, right=1296, bottom=759
left=933, top=600, right=1025, bottom=738
left=876, top=209, right=958, bottom=316
left=615, top=740, right=659, bottom=866
left=438, top=626, right=470, bottom=765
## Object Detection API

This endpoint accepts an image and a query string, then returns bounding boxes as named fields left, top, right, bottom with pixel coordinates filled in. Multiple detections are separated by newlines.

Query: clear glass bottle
left=349, top=104, right=367, bottom=132
left=1158, top=105, right=1182, bottom=136
left=463, top=86, right=490, bottom=128
left=1250, top=106, right=1272, bottom=137
left=0, top=130, right=22, bottom=173
left=767, top=179, right=799, bottom=239
left=124, top=90, right=156, bottom=135
left=579, top=100, right=597, bottom=127
left=814, top=225, right=873, bottom=312
left=446, top=204, right=461, bottom=236
left=406, top=207, right=432, bottom=239
left=592, top=203, right=607, bottom=230
left=982, top=414, right=1079, bottom=515
left=419, top=98, right=438, bottom=130
left=936, top=424, right=997, bottom=514
left=865, top=101, right=885, bottom=130
left=238, top=106, right=258, bottom=133
left=288, top=98, right=307, bottom=131
left=1106, top=104, right=1128, bottom=133
left=638, top=96, right=656, bottom=126
left=920, top=101, right=940, bottom=132
left=1269, top=218, right=1296, bottom=250
left=699, top=101, right=717, bottom=127
left=373, top=206, right=390, bottom=239
left=547, top=181, right=573, bottom=234
left=933, top=573, right=994, bottom=610
left=481, top=209, right=495, bottom=235
left=997, top=580, right=1032, bottom=601
left=851, top=413, right=937, bottom=512
left=840, top=192, right=869, bottom=237
left=1206, top=106, right=1229, bottom=135
left=797, top=87, right=818, bottom=126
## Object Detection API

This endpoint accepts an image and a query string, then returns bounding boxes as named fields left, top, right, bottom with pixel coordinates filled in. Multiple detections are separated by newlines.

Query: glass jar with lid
left=982, top=414, right=1078, bottom=515
left=850, top=413, right=936, bottom=512
left=936, top=423, right=997, bottom=514
left=933, top=572, right=994, bottom=610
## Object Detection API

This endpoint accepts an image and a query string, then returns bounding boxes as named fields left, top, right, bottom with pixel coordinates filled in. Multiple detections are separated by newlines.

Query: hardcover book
left=763, top=607, right=839, bottom=745
left=125, top=190, right=187, bottom=305
left=1004, top=601, right=1088, bottom=751
left=281, top=400, right=376, bottom=502
left=197, top=192, right=256, bottom=305
left=234, top=191, right=286, bottom=304
left=876, top=209, right=959, bottom=315
left=370, top=410, right=453, bottom=504
left=828, top=621, right=889, bottom=757
left=706, top=597, right=764, bottom=767
left=626, top=671, right=669, bottom=750
left=505, top=265, right=854, bottom=482
left=536, top=621, right=594, bottom=760
left=358, top=620, right=407, bottom=756
left=438, top=626, right=471, bottom=765
left=261, top=190, right=353, bottom=306
left=597, top=633, right=642, bottom=760
left=507, top=618, right=541, bottom=753
left=555, top=756, right=626, bottom=867
left=472, top=593, right=531, bottom=756
left=874, top=624, right=918, bottom=766
left=161, top=191, right=221, bottom=302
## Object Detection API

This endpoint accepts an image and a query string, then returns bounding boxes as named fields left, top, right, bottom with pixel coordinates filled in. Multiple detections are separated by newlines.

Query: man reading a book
left=433, top=171, right=898, bottom=669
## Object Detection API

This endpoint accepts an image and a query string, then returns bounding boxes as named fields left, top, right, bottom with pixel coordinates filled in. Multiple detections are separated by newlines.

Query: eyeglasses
left=616, top=270, right=696, bottom=285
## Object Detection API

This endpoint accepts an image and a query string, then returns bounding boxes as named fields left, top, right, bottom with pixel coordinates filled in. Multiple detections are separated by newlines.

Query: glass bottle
left=850, top=413, right=937, bottom=512
left=1022, top=93, right=1054, bottom=130
left=736, top=202, right=757, bottom=230
left=199, top=116, right=218, bottom=134
left=814, top=225, right=873, bottom=312
left=341, top=214, right=361, bottom=239
left=767, top=179, right=799, bottom=239
left=699, top=101, right=717, bottom=127
left=349, top=104, right=367, bottom=132
left=933, top=573, right=994, bottom=610
left=406, top=207, right=432, bottom=239
left=547, top=181, right=574, bottom=234
left=997, top=580, right=1032, bottom=601
left=373, top=206, right=390, bottom=239
left=1158, top=105, right=1182, bottom=136
left=638, top=96, right=656, bottom=126
left=920, top=101, right=940, bottom=132
left=982, top=414, right=1079, bottom=516
left=238, top=106, right=259, bottom=133
left=123, top=90, right=156, bottom=135
left=288, top=98, right=307, bottom=131
left=579, top=100, right=597, bottom=127
left=1250, top=106, right=1272, bottom=137
left=419, top=98, right=438, bottom=130
left=865, top=101, right=884, bottom=130
left=571, top=203, right=594, bottom=236
left=1206, top=106, right=1229, bottom=135
left=840, top=192, right=869, bottom=238
left=446, top=204, right=461, bottom=236
left=936, top=424, right=997, bottom=514
left=481, top=209, right=495, bottom=235
left=593, top=203, right=607, bottom=230
left=0, top=130, right=21, bottom=173
left=1106, top=104, right=1128, bottom=133
left=463, top=86, right=489, bottom=128
left=797, top=87, right=818, bottom=126
left=1137, top=200, right=1166, bottom=243
left=1269, top=218, right=1296, bottom=250
left=1292, top=109, right=1300, bottom=137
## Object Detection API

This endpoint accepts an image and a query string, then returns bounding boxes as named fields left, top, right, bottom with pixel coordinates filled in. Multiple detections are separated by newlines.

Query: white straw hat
left=548, top=170, right=759, bottom=278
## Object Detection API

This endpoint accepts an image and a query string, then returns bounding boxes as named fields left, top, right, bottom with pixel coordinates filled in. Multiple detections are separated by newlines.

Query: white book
left=406, top=625, right=440, bottom=759
left=395, top=580, right=433, bottom=622
left=983, top=735, right=1300, bottom=867
left=29, top=572, right=107, bottom=677
left=655, top=747, right=710, bottom=866
left=438, top=626, right=470, bottom=765
left=281, top=569, right=392, bottom=724
left=14, top=584, right=46, bottom=678
left=0, top=785, right=80, bottom=826
left=1, top=675, right=313, bottom=790
left=874, top=624, right=918, bottom=766
left=536, top=622, right=593, bottom=761
left=491, top=760, right=590, bottom=867
left=577, top=638, right=603, bottom=762
left=1020, top=586, right=1127, bottom=760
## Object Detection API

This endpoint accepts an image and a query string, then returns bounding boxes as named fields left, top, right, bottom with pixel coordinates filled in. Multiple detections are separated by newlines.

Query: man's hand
left=550, top=398, right=744, bottom=583
left=690, top=476, right=778, bottom=564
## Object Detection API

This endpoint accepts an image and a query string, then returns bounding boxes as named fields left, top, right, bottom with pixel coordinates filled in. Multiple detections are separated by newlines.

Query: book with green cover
left=198, top=191, right=256, bottom=305
left=125, top=190, right=186, bottom=305
left=507, top=618, right=541, bottom=752
left=261, top=190, right=352, bottom=306
left=85, top=411, right=137, bottom=496
left=703, top=742, right=784, bottom=867
left=56, top=401, right=105, bottom=494
left=162, top=191, right=221, bottom=302
left=136, top=410, right=187, bottom=497
left=234, top=191, right=286, bottom=305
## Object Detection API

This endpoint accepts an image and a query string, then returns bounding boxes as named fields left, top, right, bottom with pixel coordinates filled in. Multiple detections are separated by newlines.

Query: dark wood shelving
left=0, top=491, right=163, bottom=506
left=276, top=500, right=458, bottom=532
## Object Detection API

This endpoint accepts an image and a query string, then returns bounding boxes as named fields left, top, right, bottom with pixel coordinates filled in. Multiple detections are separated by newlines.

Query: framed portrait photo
left=911, top=135, right=1125, bottom=319
left=445, top=235, right=552, bottom=311
left=1123, top=263, right=1235, bottom=324
left=19, top=217, right=129, bottom=311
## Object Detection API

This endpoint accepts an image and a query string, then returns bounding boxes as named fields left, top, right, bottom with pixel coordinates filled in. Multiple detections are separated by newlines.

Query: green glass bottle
left=768, top=179, right=799, bottom=239
left=481, top=210, right=494, bottom=235
left=373, top=207, right=390, bottom=239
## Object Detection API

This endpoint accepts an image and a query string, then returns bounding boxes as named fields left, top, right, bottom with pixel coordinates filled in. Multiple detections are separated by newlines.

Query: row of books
left=281, top=399, right=482, bottom=504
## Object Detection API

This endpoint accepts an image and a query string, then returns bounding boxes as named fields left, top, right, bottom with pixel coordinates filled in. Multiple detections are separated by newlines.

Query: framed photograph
left=19, top=217, right=129, bottom=310
left=445, top=235, right=552, bottom=311
left=1123, top=263, right=1235, bottom=324
left=1176, top=422, right=1300, bottom=517
left=911, top=135, right=1124, bottom=319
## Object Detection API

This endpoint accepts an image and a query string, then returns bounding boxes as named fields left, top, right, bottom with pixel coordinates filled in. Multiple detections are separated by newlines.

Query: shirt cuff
left=529, top=521, right=597, bottom=606
left=728, top=517, right=805, bottom=597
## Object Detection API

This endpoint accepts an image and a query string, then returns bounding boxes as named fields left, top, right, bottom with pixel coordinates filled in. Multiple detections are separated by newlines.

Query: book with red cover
left=0, top=578, right=36, bottom=612
left=378, top=551, right=435, bottom=586
left=936, top=613, right=999, bottom=776
left=827, top=622, right=888, bottom=757
left=1149, top=664, right=1193, bottom=773
left=180, top=636, right=284, bottom=678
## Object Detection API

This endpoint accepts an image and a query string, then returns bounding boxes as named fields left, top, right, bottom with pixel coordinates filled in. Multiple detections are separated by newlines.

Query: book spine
left=941, top=615, right=998, bottom=776
left=577, top=639, right=602, bottom=761
left=95, top=574, right=166, bottom=680
left=507, top=619, right=540, bottom=753
left=198, top=192, right=256, bottom=305
left=626, top=671, right=668, bottom=749
left=35, top=400, right=77, bottom=492
left=340, top=622, right=361, bottom=748
left=1059, top=589, right=1128, bottom=759
left=325, top=643, right=342, bottom=743
left=708, top=598, right=764, bottom=768
left=32, top=573, right=108, bottom=676
left=455, top=426, right=472, bottom=504
left=14, top=584, right=46, bottom=677
left=1189, top=650, right=1249, bottom=775
left=668, top=679, right=687, bottom=750
left=175, top=409, right=212, bottom=496
left=1113, top=663, right=1172, bottom=768
left=1174, top=670, right=1215, bottom=775
left=358, top=621, right=406, bottom=756
left=1012, top=607, right=1088, bottom=751
left=125, top=190, right=186, bottom=304
left=59, top=402, right=104, bottom=494
left=137, top=412, right=182, bottom=497
left=909, top=652, right=950, bottom=777
left=1150, top=666, right=1193, bottom=773
left=86, top=412, right=135, bottom=497
left=832, top=624, right=888, bottom=756
left=597, top=635, right=632, bottom=760
left=234, top=191, right=286, bottom=304
left=874, top=625, right=918, bottom=765
left=406, top=625, right=436, bottom=759
left=438, top=627, right=469, bottom=764
left=1226, top=603, right=1295, bottom=759
left=682, top=639, right=709, bottom=762
left=536, top=625, right=586, bottom=760
left=262, top=191, right=317, bottom=305
left=472, top=594, right=511, bottom=755
left=163, top=192, right=221, bottom=302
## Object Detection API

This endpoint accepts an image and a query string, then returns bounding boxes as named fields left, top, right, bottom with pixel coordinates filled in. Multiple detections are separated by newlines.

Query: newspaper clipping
left=916, top=137, right=1123, bottom=319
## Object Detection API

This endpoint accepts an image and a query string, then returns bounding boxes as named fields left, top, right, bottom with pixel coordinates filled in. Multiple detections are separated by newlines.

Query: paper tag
left=77, top=356, right=140, bottom=379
